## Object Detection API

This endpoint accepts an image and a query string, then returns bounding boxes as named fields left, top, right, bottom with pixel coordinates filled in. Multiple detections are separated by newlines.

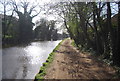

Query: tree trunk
left=96, top=3, right=105, bottom=54
left=64, top=19, right=74, bottom=39
left=93, top=3, right=102, bottom=54
left=113, top=2, right=120, bottom=66
left=2, top=4, right=6, bottom=45
left=107, top=2, right=117, bottom=65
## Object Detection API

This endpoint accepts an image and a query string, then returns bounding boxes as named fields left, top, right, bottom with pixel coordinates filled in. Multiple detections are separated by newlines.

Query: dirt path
left=44, top=39, right=116, bottom=79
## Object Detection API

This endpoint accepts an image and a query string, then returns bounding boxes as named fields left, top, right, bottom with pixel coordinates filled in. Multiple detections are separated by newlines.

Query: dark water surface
left=0, top=49, right=2, bottom=80
left=2, top=40, right=61, bottom=79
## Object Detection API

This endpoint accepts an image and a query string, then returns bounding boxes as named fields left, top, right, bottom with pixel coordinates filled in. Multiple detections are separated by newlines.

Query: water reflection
left=2, top=40, right=61, bottom=79
left=24, top=46, right=44, bottom=64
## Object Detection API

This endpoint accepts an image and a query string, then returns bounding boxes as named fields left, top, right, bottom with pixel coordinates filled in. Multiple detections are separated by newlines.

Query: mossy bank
left=34, top=39, right=65, bottom=81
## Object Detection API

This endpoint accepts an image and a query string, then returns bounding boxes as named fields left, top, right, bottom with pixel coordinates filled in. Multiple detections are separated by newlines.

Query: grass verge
left=34, top=39, right=65, bottom=81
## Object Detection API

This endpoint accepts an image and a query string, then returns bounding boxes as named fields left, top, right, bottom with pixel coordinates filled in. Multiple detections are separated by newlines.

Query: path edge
left=34, top=39, right=66, bottom=81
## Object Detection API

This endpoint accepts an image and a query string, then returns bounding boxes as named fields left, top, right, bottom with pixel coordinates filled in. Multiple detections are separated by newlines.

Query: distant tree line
left=49, top=2, right=120, bottom=66
left=34, top=18, right=58, bottom=41
left=34, top=18, right=69, bottom=41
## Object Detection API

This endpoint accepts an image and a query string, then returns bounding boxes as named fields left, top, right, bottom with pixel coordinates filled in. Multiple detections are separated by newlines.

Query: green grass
left=71, top=40, right=77, bottom=47
left=34, top=39, right=66, bottom=80
left=5, top=35, right=13, bottom=38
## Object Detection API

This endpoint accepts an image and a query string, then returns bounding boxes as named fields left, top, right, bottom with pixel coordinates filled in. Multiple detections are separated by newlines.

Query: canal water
left=2, top=40, right=61, bottom=79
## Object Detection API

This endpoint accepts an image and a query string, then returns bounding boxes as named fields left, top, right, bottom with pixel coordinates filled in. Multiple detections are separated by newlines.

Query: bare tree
left=10, top=0, right=42, bottom=42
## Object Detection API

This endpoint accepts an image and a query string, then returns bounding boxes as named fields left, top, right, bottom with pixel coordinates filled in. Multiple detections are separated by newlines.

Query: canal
left=2, top=40, right=61, bottom=79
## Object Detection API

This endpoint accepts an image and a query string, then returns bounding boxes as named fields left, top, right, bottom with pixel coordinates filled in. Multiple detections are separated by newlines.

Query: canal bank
left=35, top=38, right=116, bottom=80
left=34, top=39, right=65, bottom=80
